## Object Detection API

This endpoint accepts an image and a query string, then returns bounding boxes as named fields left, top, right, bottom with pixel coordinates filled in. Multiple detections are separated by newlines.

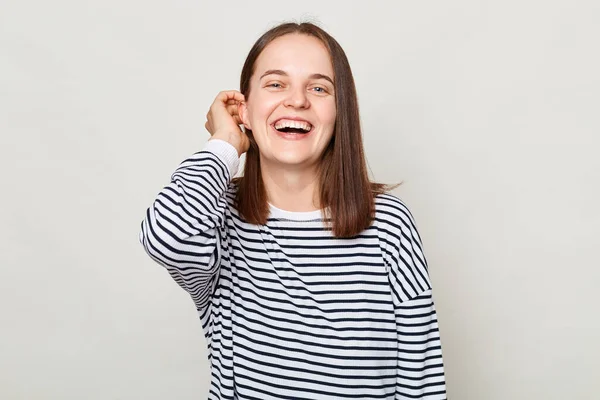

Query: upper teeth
left=274, top=119, right=312, bottom=131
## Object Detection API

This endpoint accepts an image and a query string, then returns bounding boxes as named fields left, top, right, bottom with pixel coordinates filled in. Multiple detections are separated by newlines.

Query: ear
left=238, top=100, right=252, bottom=130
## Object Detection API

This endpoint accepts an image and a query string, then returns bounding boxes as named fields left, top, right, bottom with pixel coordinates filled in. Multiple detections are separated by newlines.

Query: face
left=239, top=34, right=337, bottom=169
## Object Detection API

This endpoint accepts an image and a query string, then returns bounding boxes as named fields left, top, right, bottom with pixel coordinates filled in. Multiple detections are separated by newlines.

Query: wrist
left=210, top=132, right=243, bottom=156
left=202, top=139, right=240, bottom=177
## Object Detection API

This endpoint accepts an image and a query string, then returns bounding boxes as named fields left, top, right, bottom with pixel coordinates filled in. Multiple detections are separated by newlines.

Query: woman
left=140, top=22, right=447, bottom=399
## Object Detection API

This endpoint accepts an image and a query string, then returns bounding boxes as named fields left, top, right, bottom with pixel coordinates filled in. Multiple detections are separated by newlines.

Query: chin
left=257, top=133, right=328, bottom=168
left=271, top=152, right=314, bottom=166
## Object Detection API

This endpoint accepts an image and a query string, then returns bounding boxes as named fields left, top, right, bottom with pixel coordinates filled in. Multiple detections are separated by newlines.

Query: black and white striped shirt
left=139, top=139, right=447, bottom=399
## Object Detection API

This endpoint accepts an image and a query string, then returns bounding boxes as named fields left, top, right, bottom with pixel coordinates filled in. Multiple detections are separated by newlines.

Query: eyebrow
left=259, top=69, right=334, bottom=86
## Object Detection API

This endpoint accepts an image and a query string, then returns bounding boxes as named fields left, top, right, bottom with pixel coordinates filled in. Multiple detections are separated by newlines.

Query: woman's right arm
left=139, top=90, right=248, bottom=316
left=138, top=139, right=239, bottom=315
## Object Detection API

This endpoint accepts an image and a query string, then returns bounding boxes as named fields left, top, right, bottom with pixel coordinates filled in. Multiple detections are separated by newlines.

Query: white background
left=1, top=1, right=599, bottom=399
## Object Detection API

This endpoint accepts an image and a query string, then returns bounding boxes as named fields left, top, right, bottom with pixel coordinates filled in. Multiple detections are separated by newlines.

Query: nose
left=283, top=86, right=310, bottom=109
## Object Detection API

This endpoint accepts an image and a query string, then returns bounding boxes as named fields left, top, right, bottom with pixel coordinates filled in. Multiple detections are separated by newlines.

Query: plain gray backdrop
left=1, top=0, right=599, bottom=399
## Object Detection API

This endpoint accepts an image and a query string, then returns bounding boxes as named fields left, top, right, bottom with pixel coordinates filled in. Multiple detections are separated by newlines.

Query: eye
left=267, top=82, right=283, bottom=88
left=312, top=86, right=328, bottom=93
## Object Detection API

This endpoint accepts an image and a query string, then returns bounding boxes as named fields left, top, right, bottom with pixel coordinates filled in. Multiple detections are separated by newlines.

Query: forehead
left=254, top=34, right=334, bottom=78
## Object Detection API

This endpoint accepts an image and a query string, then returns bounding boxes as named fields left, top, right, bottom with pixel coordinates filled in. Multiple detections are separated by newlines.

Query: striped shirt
left=139, top=139, right=447, bottom=399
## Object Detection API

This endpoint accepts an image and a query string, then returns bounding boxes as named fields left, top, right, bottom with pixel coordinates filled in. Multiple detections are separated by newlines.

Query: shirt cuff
left=202, top=139, right=240, bottom=178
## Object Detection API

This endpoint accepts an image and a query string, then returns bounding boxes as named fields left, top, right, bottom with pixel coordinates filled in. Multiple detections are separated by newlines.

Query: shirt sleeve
left=377, top=196, right=447, bottom=399
left=138, top=139, right=239, bottom=323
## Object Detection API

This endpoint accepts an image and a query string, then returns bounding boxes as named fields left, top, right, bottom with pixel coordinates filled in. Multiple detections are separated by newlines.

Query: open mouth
left=271, top=120, right=314, bottom=135
left=274, top=126, right=313, bottom=134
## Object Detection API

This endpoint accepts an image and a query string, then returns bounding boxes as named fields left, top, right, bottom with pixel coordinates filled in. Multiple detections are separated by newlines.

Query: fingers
left=226, top=104, right=240, bottom=115
left=204, top=110, right=243, bottom=133
left=208, top=91, right=244, bottom=118
left=205, top=90, right=246, bottom=137
left=216, top=90, right=245, bottom=103
left=207, top=111, right=242, bottom=123
left=206, top=104, right=240, bottom=120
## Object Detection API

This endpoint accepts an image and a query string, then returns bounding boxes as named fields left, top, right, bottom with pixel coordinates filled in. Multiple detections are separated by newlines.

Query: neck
left=260, top=158, right=321, bottom=212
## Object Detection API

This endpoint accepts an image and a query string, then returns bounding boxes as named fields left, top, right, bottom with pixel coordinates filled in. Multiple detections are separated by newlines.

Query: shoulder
left=373, top=192, right=420, bottom=236
left=372, top=192, right=427, bottom=266
left=374, top=193, right=432, bottom=300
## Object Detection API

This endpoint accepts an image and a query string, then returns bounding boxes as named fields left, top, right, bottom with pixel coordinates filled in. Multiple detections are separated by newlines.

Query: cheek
left=320, top=97, right=336, bottom=120
left=249, top=100, right=277, bottom=126
left=324, top=104, right=337, bottom=127
left=329, top=110, right=337, bottom=125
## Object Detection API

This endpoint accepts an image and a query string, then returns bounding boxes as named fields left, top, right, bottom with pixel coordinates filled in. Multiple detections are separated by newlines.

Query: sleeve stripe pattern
left=139, top=149, right=232, bottom=319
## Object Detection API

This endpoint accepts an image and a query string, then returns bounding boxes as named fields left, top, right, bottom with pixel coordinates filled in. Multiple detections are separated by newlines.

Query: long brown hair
left=233, top=22, right=399, bottom=238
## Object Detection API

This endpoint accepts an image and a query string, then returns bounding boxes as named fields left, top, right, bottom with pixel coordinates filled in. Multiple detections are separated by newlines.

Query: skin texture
left=238, top=33, right=337, bottom=211
left=206, top=33, right=337, bottom=212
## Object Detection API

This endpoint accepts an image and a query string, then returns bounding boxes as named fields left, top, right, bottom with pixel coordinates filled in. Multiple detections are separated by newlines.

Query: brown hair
left=233, top=21, right=399, bottom=238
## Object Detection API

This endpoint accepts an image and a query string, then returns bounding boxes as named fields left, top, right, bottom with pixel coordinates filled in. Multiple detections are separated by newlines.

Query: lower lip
left=270, top=125, right=313, bottom=140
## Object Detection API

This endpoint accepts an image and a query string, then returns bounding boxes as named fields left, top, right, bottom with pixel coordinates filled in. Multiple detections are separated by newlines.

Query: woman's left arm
left=378, top=196, right=447, bottom=399
left=392, top=288, right=446, bottom=399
